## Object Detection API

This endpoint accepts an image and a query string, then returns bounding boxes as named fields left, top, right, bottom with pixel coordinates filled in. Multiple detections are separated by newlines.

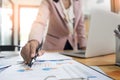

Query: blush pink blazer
left=29, top=0, right=86, bottom=50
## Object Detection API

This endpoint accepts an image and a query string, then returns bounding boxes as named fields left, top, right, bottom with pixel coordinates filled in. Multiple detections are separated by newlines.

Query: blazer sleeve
left=29, top=0, right=51, bottom=43
left=76, top=8, right=87, bottom=48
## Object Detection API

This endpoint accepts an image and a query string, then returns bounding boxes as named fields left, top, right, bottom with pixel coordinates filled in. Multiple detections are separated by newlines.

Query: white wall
left=82, top=0, right=111, bottom=15
left=11, top=0, right=42, bottom=46
left=12, top=0, right=42, bottom=5
left=1, top=0, right=42, bottom=47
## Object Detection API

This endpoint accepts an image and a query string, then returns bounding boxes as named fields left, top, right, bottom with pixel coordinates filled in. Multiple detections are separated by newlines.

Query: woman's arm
left=29, top=0, right=51, bottom=44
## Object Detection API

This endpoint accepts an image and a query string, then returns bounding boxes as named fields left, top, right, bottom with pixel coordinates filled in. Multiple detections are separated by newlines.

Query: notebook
left=61, top=9, right=120, bottom=58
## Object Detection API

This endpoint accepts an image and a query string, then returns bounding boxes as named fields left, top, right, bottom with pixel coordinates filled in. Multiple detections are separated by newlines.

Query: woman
left=21, top=0, right=86, bottom=64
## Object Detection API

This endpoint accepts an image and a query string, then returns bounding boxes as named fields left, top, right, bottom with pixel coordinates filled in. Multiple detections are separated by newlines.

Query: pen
left=118, top=25, right=120, bottom=32
left=28, top=41, right=43, bottom=67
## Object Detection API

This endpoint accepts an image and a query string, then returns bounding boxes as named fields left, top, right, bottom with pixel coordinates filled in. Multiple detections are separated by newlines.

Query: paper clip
left=44, top=76, right=57, bottom=80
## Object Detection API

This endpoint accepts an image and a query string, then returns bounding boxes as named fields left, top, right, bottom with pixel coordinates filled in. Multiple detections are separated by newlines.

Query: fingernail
left=31, top=53, right=35, bottom=57
left=38, top=51, right=42, bottom=56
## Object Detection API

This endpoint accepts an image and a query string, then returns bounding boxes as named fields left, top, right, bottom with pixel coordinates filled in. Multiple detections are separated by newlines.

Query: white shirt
left=60, top=0, right=75, bottom=35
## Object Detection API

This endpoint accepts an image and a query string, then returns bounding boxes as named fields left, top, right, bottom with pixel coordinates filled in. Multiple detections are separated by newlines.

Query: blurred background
left=0, top=0, right=120, bottom=51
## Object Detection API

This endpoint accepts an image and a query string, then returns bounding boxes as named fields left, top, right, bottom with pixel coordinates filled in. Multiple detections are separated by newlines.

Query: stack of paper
left=0, top=52, right=113, bottom=80
left=0, top=51, right=23, bottom=72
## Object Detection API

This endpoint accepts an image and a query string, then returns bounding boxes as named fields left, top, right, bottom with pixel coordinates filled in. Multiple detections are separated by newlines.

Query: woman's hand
left=20, top=40, right=44, bottom=64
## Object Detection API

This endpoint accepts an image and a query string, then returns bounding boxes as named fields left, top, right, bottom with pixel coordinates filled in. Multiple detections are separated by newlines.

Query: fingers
left=20, top=40, right=40, bottom=64
left=38, top=50, right=45, bottom=56
left=30, top=42, right=37, bottom=58
left=21, top=43, right=31, bottom=64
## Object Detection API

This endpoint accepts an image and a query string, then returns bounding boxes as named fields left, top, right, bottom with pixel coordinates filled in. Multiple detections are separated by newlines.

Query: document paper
left=0, top=53, right=113, bottom=80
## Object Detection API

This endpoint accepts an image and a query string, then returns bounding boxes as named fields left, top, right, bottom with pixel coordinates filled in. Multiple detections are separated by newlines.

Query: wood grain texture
left=72, top=54, right=120, bottom=80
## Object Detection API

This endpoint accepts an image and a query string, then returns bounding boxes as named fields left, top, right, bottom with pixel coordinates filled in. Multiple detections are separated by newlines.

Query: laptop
left=61, top=9, right=120, bottom=58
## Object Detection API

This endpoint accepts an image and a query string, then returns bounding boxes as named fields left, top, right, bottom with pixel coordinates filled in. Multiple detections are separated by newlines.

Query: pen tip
left=28, top=63, right=33, bottom=68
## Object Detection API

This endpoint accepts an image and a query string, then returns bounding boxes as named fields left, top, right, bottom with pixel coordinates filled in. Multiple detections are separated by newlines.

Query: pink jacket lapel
left=73, top=0, right=82, bottom=28
left=53, top=0, right=81, bottom=28
left=53, top=1, right=65, bottom=19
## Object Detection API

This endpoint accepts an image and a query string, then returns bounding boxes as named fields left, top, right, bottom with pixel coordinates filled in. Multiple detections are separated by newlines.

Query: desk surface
left=72, top=54, right=120, bottom=80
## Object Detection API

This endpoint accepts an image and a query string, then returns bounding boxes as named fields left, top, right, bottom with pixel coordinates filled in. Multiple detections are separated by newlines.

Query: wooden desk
left=72, top=54, right=120, bottom=80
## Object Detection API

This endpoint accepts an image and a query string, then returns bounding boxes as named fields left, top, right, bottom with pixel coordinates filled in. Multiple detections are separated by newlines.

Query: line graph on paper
left=16, top=59, right=74, bottom=72
left=32, top=59, right=74, bottom=71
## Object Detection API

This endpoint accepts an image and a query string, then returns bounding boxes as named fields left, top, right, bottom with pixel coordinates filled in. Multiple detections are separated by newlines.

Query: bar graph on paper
left=24, top=60, right=97, bottom=80
left=16, top=60, right=90, bottom=79
left=0, top=59, right=113, bottom=80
